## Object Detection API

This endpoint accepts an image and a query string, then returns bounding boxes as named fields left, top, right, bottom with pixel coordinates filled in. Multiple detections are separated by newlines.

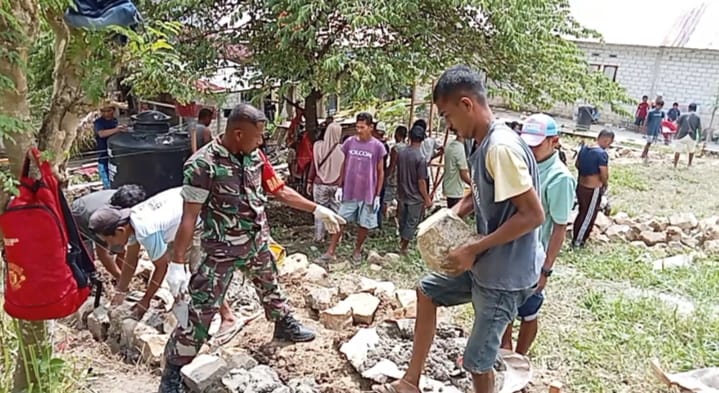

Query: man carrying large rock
left=159, top=103, right=345, bottom=393
left=373, top=65, right=544, bottom=393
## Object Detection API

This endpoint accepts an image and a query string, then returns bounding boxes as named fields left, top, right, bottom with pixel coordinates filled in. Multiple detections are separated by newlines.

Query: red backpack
left=0, top=147, right=99, bottom=320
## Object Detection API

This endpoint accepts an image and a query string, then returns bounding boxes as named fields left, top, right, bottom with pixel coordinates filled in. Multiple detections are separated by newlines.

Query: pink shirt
left=341, top=137, right=386, bottom=204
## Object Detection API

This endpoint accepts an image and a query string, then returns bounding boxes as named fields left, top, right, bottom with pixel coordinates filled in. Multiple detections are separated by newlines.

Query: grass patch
left=561, top=244, right=719, bottom=306
left=546, top=290, right=719, bottom=393
left=610, top=165, right=649, bottom=192
left=0, top=314, right=84, bottom=393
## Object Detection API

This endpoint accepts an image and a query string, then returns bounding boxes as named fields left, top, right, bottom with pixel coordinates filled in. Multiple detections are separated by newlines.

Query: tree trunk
left=304, top=89, right=322, bottom=141
left=1, top=4, right=87, bottom=392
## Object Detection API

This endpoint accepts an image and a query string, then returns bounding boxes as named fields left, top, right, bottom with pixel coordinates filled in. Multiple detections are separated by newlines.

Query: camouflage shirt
left=181, top=138, right=285, bottom=258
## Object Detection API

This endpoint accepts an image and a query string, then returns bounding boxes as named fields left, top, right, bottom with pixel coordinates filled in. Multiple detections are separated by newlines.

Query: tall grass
left=0, top=313, right=83, bottom=393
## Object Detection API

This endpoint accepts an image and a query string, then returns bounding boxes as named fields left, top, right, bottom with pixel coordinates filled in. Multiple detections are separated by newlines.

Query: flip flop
left=371, top=379, right=419, bottom=393
left=314, top=254, right=336, bottom=268
left=210, top=311, right=262, bottom=347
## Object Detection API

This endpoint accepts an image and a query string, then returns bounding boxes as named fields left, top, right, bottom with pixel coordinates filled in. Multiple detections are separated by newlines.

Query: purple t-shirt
left=341, top=137, right=386, bottom=204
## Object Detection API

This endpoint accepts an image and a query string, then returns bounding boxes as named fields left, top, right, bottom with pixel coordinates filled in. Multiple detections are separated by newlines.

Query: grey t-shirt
left=676, top=112, right=702, bottom=140
left=470, top=121, right=542, bottom=291
left=71, top=189, right=117, bottom=249
left=397, top=146, right=428, bottom=205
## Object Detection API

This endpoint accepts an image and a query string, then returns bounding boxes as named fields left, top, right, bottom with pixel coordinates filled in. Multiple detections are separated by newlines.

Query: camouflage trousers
left=163, top=245, right=291, bottom=366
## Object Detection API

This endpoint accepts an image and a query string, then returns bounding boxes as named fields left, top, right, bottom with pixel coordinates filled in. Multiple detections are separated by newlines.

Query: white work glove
left=166, top=262, right=190, bottom=297
left=373, top=196, right=381, bottom=214
left=334, top=188, right=343, bottom=203
left=313, top=205, right=346, bottom=234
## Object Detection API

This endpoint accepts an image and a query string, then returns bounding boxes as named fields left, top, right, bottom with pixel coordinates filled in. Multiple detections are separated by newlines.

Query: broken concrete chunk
left=362, top=359, right=404, bottom=384
left=640, top=230, right=666, bottom=246
left=648, top=217, right=669, bottom=232
left=319, top=301, right=353, bottom=331
left=369, top=264, right=383, bottom=272
left=304, top=263, right=329, bottom=285
left=217, top=347, right=258, bottom=370
left=612, top=212, right=632, bottom=226
left=138, top=333, right=168, bottom=367
left=120, top=318, right=139, bottom=348
left=594, top=212, right=611, bottom=232
left=340, top=328, right=380, bottom=370
left=87, top=306, right=110, bottom=341
left=384, top=253, right=401, bottom=264
left=396, top=289, right=418, bottom=319
left=652, top=254, right=693, bottom=271
left=704, top=240, right=719, bottom=254
left=345, top=293, right=380, bottom=325
left=278, top=253, right=309, bottom=277
left=154, top=288, right=175, bottom=312
left=304, top=287, right=338, bottom=312
left=163, top=312, right=178, bottom=334
left=132, top=322, right=159, bottom=349
left=181, top=354, right=228, bottom=393
left=669, top=213, right=698, bottom=231
left=604, top=224, right=630, bottom=242
left=665, top=226, right=683, bottom=242
left=417, top=208, right=475, bottom=274
left=367, top=251, right=384, bottom=266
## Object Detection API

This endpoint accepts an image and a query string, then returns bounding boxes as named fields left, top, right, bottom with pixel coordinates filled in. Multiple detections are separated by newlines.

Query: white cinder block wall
left=488, top=41, right=719, bottom=128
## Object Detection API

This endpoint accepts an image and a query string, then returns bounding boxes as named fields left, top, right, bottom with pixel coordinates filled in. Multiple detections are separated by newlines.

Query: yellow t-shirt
left=485, top=144, right=533, bottom=202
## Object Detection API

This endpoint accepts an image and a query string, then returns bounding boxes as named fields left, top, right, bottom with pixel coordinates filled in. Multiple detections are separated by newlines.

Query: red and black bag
left=0, top=147, right=99, bottom=320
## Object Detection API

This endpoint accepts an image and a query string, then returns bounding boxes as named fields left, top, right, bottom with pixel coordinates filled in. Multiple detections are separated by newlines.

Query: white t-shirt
left=128, top=187, right=185, bottom=261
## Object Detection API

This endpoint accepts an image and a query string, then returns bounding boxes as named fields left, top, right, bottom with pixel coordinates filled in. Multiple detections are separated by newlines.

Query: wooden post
left=548, top=381, right=563, bottom=393
left=407, top=83, right=417, bottom=128
left=427, top=80, right=436, bottom=136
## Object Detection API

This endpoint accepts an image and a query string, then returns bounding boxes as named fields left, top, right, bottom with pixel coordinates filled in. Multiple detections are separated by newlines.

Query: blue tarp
left=64, top=0, right=141, bottom=30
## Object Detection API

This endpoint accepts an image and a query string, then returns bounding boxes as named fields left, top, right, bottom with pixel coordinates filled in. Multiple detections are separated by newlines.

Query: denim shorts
left=516, top=292, right=544, bottom=321
left=419, top=272, right=534, bottom=373
left=338, top=200, right=378, bottom=229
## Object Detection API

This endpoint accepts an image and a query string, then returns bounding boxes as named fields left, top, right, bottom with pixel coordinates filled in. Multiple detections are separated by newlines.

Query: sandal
left=209, top=311, right=262, bottom=347
left=314, top=254, right=336, bottom=268
left=372, top=379, right=419, bottom=393
left=351, top=253, right=363, bottom=266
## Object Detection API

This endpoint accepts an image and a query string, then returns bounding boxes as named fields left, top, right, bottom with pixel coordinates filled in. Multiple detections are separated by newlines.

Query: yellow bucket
left=269, top=238, right=287, bottom=267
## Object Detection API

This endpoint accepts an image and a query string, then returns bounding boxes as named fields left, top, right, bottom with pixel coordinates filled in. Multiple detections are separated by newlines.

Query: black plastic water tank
left=108, top=111, right=191, bottom=197
left=576, top=105, right=594, bottom=131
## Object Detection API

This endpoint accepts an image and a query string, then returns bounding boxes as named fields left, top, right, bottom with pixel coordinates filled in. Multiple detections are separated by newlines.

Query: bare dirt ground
left=46, top=133, right=719, bottom=393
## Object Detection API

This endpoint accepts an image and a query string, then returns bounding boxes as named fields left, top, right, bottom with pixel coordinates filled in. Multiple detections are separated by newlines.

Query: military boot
left=273, top=314, right=316, bottom=342
left=158, top=364, right=185, bottom=393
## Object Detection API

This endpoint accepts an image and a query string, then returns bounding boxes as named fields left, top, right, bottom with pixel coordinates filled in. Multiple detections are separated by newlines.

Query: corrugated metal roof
left=571, top=0, right=719, bottom=50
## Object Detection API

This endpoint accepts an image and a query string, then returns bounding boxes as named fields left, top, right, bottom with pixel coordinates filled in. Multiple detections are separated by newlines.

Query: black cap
left=409, top=125, right=426, bottom=142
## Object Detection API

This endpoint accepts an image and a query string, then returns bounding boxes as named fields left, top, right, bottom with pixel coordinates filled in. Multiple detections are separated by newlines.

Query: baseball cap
left=409, top=125, right=426, bottom=141
left=375, top=122, right=387, bottom=133
left=519, top=113, right=559, bottom=147
left=89, top=207, right=131, bottom=236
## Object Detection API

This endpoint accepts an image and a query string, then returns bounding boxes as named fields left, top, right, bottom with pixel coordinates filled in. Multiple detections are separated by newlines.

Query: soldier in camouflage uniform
left=159, top=104, right=345, bottom=393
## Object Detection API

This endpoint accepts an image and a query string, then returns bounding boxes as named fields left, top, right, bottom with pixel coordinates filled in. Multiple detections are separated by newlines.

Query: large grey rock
left=87, top=306, right=110, bottom=341
left=669, top=213, right=698, bottom=231
left=594, top=212, right=612, bottom=232
left=612, top=212, right=633, bottom=226
left=303, top=263, right=329, bottom=286
left=181, top=354, right=228, bottom=393
left=304, top=287, right=338, bottom=312
left=396, top=289, right=417, bottom=318
left=665, top=226, right=684, bottom=242
left=640, top=231, right=666, bottom=246
left=221, top=365, right=284, bottom=393
left=138, top=333, right=168, bottom=367
left=648, top=217, right=669, bottom=232
left=218, top=347, right=258, bottom=370
left=417, top=208, right=475, bottom=274
left=604, top=224, right=630, bottom=242
left=652, top=254, right=693, bottom=271
left=340, top=328, right=380, bottom=370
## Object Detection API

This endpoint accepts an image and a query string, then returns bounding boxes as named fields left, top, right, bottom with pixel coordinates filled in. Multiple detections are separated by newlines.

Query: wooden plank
left=548, top=381, right=563, bottom=393
left=407, top=83, right=417, bottom=128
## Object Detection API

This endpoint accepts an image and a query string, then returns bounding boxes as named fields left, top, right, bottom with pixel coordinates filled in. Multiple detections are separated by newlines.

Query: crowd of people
left=74, top=65, right=625, bottom=393
left=634, top=95, right=704, bottom=167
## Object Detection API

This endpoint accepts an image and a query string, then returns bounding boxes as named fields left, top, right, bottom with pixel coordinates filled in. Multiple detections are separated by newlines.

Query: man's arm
left=172, top=202, right=203, bottom=263
left=96, top=247, right=122, bottom=279
left=387, top=147, right=399, bottom=178
left=96, top=124, right=126, bottom=138
left=115, top=242, right=141, bottom=293
left=544, top=223, right=566, bottom=271
left=599, top=166, right=609, bottom=187
left=452, top=192, right=475, bottom=218
left=375, top=158, right=385, bottom=197
left=459, top=169, right=471, bottom=186
left=273, top=186, right=317, bottom=212
left=418, top=160, right=431, bottom=206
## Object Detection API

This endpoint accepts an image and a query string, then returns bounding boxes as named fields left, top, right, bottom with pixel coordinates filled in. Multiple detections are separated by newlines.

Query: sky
left=569, top=0, right=719, bottom=49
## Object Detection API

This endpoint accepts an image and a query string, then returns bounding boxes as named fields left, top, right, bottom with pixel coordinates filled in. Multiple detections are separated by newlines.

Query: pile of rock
left=340, top=322, right=471, bottom=393
left=583, top=211, right=719, bottom=252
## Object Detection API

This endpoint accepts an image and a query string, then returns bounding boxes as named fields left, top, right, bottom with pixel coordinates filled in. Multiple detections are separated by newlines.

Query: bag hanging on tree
left=0, top=147, right=99, bottom=320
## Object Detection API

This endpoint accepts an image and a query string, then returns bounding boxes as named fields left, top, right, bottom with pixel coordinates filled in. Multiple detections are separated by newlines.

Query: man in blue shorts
left=641, top=98, right=665, bottom=162
left=501, top=114, right=576, bottom=355
left=372, top=65, right=544, bottom=393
